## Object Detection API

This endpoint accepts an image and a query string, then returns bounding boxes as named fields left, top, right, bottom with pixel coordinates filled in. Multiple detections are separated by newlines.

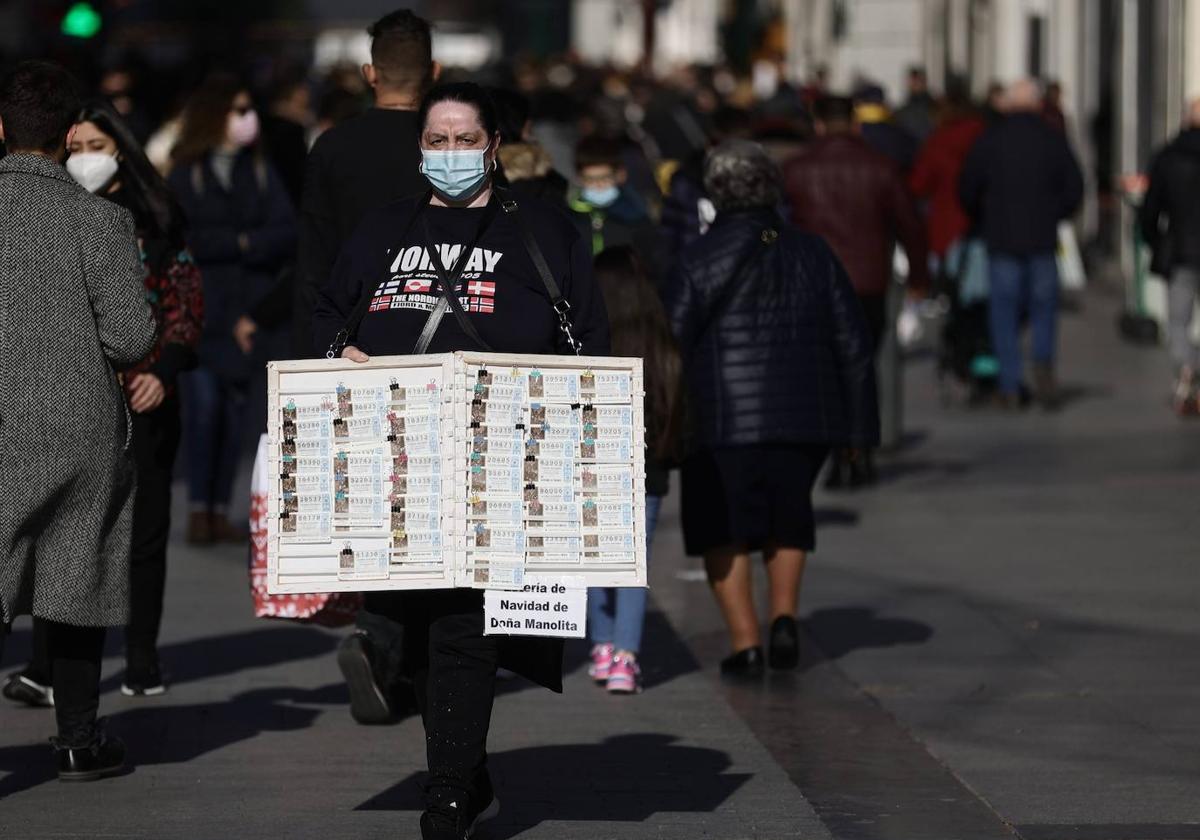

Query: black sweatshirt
left=311, top=192, right=610, bottom=359
left=294, top=109, right=428, bottom=354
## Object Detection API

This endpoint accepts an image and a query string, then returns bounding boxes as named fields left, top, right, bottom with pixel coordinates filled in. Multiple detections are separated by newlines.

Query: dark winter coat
left=1140, top=128, right=1200, bottom=274
left=783, top=133, right=929, bottom=297
left=664, top=207, right=879, bottom=450
left=0, top=154, right=157, bottom=626
left=909, top=115, right=987, bottom=257
left=958, top=112, right=1084, bottom=257
left=168, top=149, right=296, bottom=382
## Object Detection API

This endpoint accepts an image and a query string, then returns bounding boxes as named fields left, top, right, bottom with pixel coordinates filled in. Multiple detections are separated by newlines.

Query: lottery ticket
left=282, top=455, right=331, bottom=478
left=580, top=464, right=635, bottom=494
left=467, top=496, right=524, bottom=525
left=530, top=404, right=578, bottom=426
left=336, top=451, right=386, bottom=478
left=392, top=493, right=441, bottom=513
left=523, top=483, right=576, bottom=505
left=473, top=382, right=525, bottom=404
left=470, top=524, right=526, bottom=553
left=583, top=531, right=637, bottom=552
left=337, top=546, right=390, bottom=581
left=390, top=507, right=440, bottom=533
left=280, top=472, right=328, bottom=494
left=334, top=415, right=384, bottom=442
left=391, top=527, right=443, bottom=551
left=582, top=371, right=632, bottom=401
left=582, top=499, right=634, bottom=530
left=282, top=492, right=332, bottom=514
left=390, top=550, right=443, bottom=566
left=389, top=382, right=441, bottom=407
left=470, top=400, right=523, bottom=427
left=284, top=399, right=336, bottom=422
left=474, top=423, right=524, bottom=440
left=580, top=438, right=632, bottom=463
left=524, top=500, right=579, bottom=522
left=347, top=472, right=383, bottom=496
left=527, top=370, right=578, bottom=401
left=391, top=472, right=440, bottom=497
left=470, top=554, right=525, bottom=589
left=580, top=424, right=630, bottom=441
left=542, top=423, right=582, bottom=443
left=526, top=533, right=583, bottom=552
left=524, top=437, right=576, bottom=460
left=470, top=433, right=524, bottom=457
left=469, top=465, right=522, bottom=495
left=292, top=416, right=333, bottom=439
left=527, top=518, right=581, bottom=535
left=282, top=437, right=331, bottom=459
left=390, top=429, right=440, bottom=457
left=392, top=452, right=441, bottom=476
left=523, top=457, right=575, bottom=485
left=388, top=410, right=439, bottom=436
left=279, top=510, right=331, bottom=542
left=582, top=405, right=633, bottom=427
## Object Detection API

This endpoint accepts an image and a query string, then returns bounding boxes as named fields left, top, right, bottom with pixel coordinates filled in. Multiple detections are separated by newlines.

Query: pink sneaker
left=588, top=643, right=614, bottom=683
left=607, top=651, right=642, bottom=694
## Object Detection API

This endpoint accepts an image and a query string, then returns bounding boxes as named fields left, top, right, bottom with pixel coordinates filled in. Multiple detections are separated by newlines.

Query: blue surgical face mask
left=420, top=148, right=489, bottom=200
left=581, top=185, right=620, bottom=208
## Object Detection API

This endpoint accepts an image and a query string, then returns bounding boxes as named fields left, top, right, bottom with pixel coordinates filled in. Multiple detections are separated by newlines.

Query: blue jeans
left=587, top=494, right=663, bottom=655
left=181, top=365, right=246, bottom=508
left=988, top=252, right=1059, bottom=395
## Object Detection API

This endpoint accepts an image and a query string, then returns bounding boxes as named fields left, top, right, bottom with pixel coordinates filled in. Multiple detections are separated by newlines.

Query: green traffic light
left=61, top=2, right=102, bottom=39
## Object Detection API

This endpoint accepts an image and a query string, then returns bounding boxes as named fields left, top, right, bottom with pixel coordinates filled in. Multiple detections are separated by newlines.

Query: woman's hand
left=233, top=315, right=257, bottom=354
left=342, top=345, right=369, bottom=363
left=126, top=372, right=166, bottom=414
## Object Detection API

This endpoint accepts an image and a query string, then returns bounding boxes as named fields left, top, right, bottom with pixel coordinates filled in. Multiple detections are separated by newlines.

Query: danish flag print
left=466, top=280, right=495, bottom=297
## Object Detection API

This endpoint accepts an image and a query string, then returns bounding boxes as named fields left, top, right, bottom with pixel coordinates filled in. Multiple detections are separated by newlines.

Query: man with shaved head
left=1140, top=98, right=1200, bottom=414
left=959, top=78, right=1083, bottom=410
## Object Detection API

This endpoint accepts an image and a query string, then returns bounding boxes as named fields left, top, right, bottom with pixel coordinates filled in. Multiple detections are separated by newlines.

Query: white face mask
left=66, top=152, right=119, bottom=193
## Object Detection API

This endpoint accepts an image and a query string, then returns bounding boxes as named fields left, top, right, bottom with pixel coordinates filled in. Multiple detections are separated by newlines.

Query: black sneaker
left=337, top=632, right=392, bottom=725
left=420, top=783, right=500, bottom=840
left=121, top=662, right=167, bottom=697
left=3, top=669, right=54, bottom=707
left=768, top=616, right=800, bottom=670
left=719, top=646, right=765, bottom=680
left=55, top=732, right=127, bottom=782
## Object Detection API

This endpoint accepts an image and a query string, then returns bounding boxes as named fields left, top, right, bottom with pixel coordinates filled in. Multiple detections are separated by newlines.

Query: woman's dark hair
left=75, top=98, right=187, bottom=258
left=489, top=86, right=530, bottom=145
left=171, top=73, right=252, bottom=167
left=417, top=82, right=499, bottom=140
left=593, top=246, right=682, bottom=460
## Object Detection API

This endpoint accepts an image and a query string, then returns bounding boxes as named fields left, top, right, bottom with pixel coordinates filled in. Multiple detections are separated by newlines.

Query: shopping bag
left=248, top=433, right=361, bottom=626
left=1057, top=221, right=1086, bottom=292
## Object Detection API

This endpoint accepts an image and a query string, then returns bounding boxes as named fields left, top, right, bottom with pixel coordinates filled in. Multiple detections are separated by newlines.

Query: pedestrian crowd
left=1, top=8, right=1179, bottom=838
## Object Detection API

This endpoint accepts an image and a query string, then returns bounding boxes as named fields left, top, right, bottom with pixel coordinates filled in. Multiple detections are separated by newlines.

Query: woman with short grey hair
left=664, top=140, right=879, bottom=679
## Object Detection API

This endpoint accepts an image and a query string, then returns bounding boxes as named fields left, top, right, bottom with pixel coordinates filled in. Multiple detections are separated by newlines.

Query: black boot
left=719, top=646, right=765, bottom=680
left=337, top=631, right=393, bottom=725
left=768, top=616, right=800, bottom=670
left=55, top=731, right=127, bottom=782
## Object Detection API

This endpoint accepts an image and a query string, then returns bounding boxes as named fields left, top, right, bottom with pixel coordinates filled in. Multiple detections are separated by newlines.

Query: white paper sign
left=484, top=574, right=587, bottom=638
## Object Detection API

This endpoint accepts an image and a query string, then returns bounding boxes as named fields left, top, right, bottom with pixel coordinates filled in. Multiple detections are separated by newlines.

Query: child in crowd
left=569, top=136, right=664, bottom=286
left=586, top=246, right=681, bottom=694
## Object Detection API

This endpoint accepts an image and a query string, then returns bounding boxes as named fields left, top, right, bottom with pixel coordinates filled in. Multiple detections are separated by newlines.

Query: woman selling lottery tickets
left=312, top=82, right=610, bottom=840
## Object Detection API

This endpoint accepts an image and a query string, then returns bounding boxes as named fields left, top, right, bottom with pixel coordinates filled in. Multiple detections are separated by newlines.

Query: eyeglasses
left=231, top=105, right=254, bottom=117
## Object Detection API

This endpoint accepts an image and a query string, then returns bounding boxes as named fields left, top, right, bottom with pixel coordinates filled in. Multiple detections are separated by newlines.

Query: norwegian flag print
left=369, top=296, right=392, bottom=312
left=468, top=298, right=495, bottom=314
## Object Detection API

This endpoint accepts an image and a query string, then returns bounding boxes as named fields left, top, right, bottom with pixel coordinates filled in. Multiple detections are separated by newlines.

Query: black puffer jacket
left=664, top=208, right=879, bottom=449
left=1140, top=128, right=1200, bottom=273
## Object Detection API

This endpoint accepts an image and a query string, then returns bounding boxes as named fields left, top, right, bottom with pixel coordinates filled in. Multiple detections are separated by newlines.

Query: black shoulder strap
left=325, top=192, right=431, bottom=359
left=498, top=192, right=583, bottom=355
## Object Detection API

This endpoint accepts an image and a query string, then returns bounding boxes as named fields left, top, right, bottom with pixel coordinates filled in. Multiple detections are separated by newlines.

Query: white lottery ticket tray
left=266, top=352, right=647, bottom=594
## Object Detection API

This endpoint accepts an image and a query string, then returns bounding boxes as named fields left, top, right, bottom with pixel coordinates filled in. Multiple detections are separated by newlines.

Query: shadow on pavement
left=802, top=607, right=933, bottom=666
left=0, top=682, right=348, bottom=800
left=355, top=732, right=750, bottom=835
left=97, top=625, right=339, bottom=694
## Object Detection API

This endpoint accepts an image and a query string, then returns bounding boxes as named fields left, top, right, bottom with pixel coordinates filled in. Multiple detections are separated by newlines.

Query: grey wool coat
left=0, top=153, right=157, bottom=627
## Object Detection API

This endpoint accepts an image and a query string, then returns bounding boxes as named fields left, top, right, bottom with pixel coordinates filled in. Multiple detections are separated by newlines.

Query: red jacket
left=908, top=116, right=985, bottom=257
left=783, top=134, right=928, bottom=297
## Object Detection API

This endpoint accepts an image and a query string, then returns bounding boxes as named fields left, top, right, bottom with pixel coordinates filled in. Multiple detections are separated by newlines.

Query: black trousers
left=1, top=620, right=105, bottom=746
left=125, top=398, right=182, bottom=666
left=28, top=399, right=180, bottom=677
left=400, top=589, right=499, bottom=806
